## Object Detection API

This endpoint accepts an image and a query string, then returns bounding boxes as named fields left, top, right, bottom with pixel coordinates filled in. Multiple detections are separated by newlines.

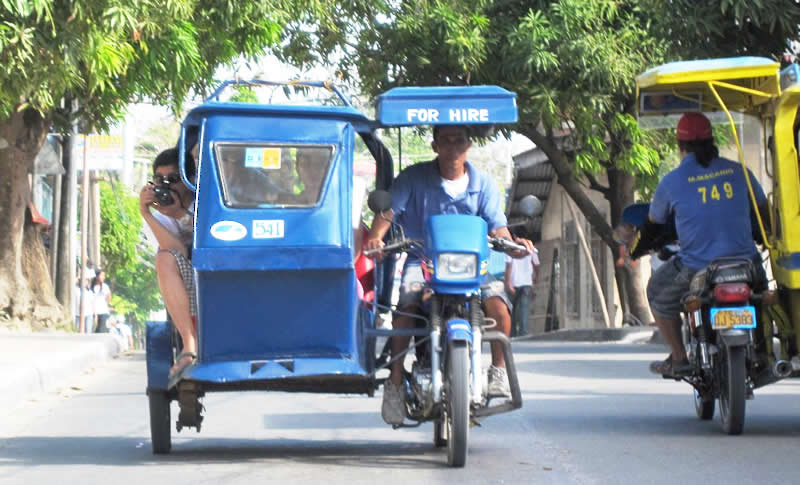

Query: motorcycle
left=622, top=203, right=778, bottom=435
left=365, top=191, right=541, bottom=466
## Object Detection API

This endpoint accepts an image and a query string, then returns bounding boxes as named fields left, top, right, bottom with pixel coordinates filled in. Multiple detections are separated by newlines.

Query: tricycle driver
left=365, top=124, right=534, bottom=425
left=632, top=113, right=769, bottom=377
left=139, top=148, right=198, bottom=384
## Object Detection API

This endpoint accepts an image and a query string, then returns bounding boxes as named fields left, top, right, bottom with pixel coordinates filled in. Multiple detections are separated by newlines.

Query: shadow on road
left=0, top=436, right=448, bottom=468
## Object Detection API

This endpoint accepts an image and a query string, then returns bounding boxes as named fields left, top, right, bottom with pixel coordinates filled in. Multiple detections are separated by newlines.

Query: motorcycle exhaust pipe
left=773, top=360, right=792, bottom=378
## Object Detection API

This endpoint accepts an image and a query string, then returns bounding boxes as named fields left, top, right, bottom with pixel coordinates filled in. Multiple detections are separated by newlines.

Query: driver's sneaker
left=487, top=365, right=510, bottom=398
left=381, top=380, right=405, bottom=425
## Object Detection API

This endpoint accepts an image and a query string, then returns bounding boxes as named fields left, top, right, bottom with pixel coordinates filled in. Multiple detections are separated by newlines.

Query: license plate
left=710, top=305, right=756, bottom=329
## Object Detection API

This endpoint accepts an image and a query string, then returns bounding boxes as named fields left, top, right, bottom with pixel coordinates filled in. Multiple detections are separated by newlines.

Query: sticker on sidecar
left=253, top=219, right=285, bottom=239
left=210, top=220, right=247, bottom=241
left=244, top=147, right=281, bottom=170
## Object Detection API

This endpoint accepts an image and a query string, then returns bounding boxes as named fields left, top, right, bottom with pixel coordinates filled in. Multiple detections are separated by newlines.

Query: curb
left=0, top=333, right=122, bottom=409
left=513, top=327, right=657, bottom=343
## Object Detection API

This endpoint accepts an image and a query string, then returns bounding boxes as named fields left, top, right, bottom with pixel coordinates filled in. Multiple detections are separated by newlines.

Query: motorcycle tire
left=446, top=340, right=470, bottom=467
left=719, top=344, right=746, bottom=435
left=693, top=388, right=715, bottom=420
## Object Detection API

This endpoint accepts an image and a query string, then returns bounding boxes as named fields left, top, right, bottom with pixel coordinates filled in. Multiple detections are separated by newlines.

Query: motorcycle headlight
left=436, top=253, right=478, bottom=280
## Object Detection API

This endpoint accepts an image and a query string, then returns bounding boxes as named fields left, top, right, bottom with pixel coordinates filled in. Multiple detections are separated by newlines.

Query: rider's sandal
left=168, top=351, right=197, bottom=388
left=649, top=355, right=674, bottom=376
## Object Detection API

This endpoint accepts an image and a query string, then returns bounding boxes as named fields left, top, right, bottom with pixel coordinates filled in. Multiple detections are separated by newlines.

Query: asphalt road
left=2, top=342, right=799, bottom=484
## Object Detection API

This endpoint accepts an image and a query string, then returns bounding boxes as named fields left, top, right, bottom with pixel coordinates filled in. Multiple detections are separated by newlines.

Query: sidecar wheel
left=693, top=388, right=715, bottom=420
left=446, top=341, right=470, bottom=467
left=149, top=390, right=172, bottom=454
left=433, top=417, right=447, bottom=448
left=719, top=345, right=746, bottom=435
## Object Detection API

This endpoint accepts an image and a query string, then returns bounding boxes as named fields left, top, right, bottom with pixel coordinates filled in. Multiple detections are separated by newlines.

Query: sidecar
left=144, top=81, right=519, bottom=460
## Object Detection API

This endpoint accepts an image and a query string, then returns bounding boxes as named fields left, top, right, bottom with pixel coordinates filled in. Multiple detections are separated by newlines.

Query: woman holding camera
left=139, top=148, right=197, bottom=383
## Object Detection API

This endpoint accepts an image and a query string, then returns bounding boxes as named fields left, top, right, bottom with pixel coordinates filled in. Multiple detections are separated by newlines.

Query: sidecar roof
left=636, top=57, right=781, bottom=115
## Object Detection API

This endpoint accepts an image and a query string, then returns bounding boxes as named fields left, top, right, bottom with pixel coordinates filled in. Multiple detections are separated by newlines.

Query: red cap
left=676, top=113, right=712, bottom=141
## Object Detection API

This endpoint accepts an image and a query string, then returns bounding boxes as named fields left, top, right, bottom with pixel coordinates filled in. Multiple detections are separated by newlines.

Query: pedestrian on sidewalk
left=504, top=243, right=540, bottom=337
left=74, top=275, right=95, bottom=333
left=92, top=270, right=112, bottom=333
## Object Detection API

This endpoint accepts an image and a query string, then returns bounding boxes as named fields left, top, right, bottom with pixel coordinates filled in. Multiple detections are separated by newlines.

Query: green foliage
left=643, top=0, right=800, bottom=60
left=283, top=0, right=669, bottom=186
left=98, top=180, right=160, bottom=330
left=0, top=0, right=334, bottom=132
left=229, top=85, right=259, bottom=103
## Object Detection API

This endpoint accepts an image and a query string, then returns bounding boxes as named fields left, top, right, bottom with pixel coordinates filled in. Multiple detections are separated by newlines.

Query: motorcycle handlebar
left=363, top=239, right=416, bottom=257
left=489, top=236, right=527, bottom=253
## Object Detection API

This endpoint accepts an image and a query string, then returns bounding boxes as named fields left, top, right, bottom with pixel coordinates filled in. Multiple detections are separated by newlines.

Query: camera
left=152, top=184, right=175, bottom=206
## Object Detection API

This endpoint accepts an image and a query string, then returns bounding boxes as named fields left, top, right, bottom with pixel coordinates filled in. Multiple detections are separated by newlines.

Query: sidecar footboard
left=473, top=331, right=522, bottom=418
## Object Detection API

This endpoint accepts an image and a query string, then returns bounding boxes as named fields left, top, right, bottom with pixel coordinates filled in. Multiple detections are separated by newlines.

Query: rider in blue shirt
left=365, top=125, right=534, bottom=425
left=646, top=112, right=769, bottom=376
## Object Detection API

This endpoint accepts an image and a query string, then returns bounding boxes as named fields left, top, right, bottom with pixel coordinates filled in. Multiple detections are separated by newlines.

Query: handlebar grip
left=491, top=238, right=526, bottom=252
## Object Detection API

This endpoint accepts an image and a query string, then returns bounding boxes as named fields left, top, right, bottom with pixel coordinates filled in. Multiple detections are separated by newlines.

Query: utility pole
left=78, top=133, right=90, bottom=333
left=54, top=101, right=77, bottom=308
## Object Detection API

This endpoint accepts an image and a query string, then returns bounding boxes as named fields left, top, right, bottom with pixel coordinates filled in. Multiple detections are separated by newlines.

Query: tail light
left=713, top=283, right=751, bottom=303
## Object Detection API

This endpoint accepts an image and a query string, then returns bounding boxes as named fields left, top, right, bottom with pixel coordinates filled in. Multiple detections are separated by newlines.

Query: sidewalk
left=0, top=332, right=123, bottom=409
left=515, top=326, right=658, bottom=344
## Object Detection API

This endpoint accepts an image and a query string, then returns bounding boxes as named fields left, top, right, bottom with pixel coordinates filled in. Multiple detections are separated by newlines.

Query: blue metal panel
left=426, top=214, right=489, bottom=294
left=146, top=321, right=172, bottom=391
left=776, top=253, right=800, bottom=270
left=193, top=114, right=355, bottom=271
left=182, top=357, right=367, bottom=382
left=196, top=269, right=359, bottom=363
left=184, top=103, right=375, bottom=134
left=376, top=86, right=518, bottom=126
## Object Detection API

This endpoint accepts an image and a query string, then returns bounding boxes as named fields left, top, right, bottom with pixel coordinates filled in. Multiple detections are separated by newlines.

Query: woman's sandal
left=168, top=351, right=197, bottom=388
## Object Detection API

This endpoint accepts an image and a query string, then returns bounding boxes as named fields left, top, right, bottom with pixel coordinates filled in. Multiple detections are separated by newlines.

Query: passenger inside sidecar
left=216, top=143, right=333, bottom=208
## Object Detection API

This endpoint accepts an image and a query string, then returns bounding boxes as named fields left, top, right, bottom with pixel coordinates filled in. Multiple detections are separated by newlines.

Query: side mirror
left=518, top=195, right=543, bottom=218
left=368, top=190, right=392, bottom=213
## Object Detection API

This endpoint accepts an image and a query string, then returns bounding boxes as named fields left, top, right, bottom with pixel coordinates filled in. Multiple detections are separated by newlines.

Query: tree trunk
left=606, top=168, right=651, bottom=326
left=520, top=125, right=651, bottom=326
left=0, top=108, right=67, bottom=329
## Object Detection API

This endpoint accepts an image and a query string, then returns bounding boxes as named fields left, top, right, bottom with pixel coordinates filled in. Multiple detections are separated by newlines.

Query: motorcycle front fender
left=446, top=318, right=473, bottom=344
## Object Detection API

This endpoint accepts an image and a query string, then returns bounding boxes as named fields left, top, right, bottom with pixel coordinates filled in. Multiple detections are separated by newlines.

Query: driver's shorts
left=647, top=257, right=695, bottom=320
left=397, top=261, right=512, bottom=313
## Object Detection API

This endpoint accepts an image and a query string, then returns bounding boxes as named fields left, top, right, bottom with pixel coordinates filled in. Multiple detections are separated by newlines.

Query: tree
left=0, top=1, right=332, bottom=327
left=98, top=180, right=160, bottom=332
left=279, top=0, right=800, bottom=325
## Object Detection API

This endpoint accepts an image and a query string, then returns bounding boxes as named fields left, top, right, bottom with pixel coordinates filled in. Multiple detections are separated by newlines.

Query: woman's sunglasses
left=152, top=172, right=182, bottom=185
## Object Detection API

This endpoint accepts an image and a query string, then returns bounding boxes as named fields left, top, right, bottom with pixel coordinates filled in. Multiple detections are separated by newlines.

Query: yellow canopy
left=636, top=57, right=781, bottom=115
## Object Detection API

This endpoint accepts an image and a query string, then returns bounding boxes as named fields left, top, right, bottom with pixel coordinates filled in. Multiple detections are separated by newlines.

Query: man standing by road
left=505, top=242, right=540, bottom=337
left=365, top=124, right=534, bottom=425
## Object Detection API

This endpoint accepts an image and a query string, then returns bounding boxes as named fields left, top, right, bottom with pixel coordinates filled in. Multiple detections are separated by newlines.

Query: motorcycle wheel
left=719, top=344, right=746, bottom=435
left=148, top=390, right=172, bottom=454
left=693, top=388, right=715, bottom=420
left=446, top=341, right=470, bottom=467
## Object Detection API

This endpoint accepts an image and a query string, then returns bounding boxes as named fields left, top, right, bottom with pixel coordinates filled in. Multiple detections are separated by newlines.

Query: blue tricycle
left=145, top=81, right=538, bottom=466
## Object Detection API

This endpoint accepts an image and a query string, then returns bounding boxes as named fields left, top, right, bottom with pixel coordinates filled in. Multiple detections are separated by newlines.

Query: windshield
left=215, top=143, right=333, bottom=208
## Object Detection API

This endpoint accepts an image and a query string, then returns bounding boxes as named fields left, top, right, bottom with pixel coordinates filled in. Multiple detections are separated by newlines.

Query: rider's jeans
left=511, top=285, right=532, bottom=337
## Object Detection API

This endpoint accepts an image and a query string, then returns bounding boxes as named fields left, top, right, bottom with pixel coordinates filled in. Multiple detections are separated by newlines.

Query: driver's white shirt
left=441, top=172, right=469, bottom=199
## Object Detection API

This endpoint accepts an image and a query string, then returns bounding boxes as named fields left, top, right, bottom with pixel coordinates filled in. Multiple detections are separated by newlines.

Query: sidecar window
left=215, top=143, right=333, bottom=208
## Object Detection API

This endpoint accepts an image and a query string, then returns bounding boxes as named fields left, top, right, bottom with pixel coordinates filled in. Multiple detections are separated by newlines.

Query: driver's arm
left=364, top=209, right=394, bottom=256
